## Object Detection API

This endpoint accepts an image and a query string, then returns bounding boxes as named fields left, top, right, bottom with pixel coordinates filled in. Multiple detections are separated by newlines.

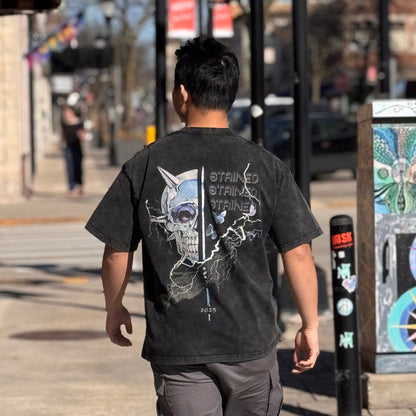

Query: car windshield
left=228, top=107, right=249, bottom=132
left=228, top=98, right=293, bottom=135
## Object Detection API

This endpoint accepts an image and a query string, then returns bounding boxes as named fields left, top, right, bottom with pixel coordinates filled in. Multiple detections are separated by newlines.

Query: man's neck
left=185, top=107, right=229, bottom=128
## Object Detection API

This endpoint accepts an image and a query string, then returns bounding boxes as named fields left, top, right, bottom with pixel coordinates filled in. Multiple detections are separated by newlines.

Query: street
left=0, top=223, right=155, bottom=415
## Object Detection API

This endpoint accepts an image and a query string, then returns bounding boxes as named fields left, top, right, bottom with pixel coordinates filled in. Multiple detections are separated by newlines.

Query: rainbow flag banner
left=25, top=12, right=84, bottom=68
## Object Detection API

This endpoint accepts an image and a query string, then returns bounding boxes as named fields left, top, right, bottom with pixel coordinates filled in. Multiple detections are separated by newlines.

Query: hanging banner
left=213, top=0, right=233, bottom=38
left=25, top=12, right=84, bottom=69
left=168, top=0, right=197, bottom=39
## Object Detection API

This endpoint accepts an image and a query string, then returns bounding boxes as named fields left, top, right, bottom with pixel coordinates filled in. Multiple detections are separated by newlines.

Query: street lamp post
left=156, top=0, right=167, bottom=139
left=207, top=0, right=214, bottom=37
left=292, top=0, right=310, bottom=205
left=249, top=0, right=265, bottom=146
left=100, top=0, right=115, bottom=29
left=99, top=0, right=117, bottom=165
left=379, top=0, right=390, bottom=96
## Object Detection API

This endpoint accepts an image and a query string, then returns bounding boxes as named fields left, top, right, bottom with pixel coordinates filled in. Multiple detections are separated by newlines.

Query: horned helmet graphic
left=156, top=167, right=199, bottom=263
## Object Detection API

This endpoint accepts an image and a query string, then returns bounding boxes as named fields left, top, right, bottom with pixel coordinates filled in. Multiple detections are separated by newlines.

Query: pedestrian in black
left=61, top=105, right=85, bottom=197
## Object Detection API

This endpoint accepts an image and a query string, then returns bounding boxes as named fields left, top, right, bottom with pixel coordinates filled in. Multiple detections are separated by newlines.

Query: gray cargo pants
left=151, top=349, right=283, bottom=416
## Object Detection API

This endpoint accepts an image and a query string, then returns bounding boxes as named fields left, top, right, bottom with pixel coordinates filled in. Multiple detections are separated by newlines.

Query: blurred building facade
left=262, top=0, right=416, bottom=104
left=342, top=0, right=416, bottom=100
left=0, top=16, right=31, bottom=202
left=390, top=0, right=416, bottom=93
left=0, top=14, right=53, bottom=203
left=3, top=0, right=416, bottom=202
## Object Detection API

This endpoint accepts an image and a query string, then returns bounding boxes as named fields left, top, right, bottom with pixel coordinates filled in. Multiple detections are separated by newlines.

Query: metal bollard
left=330, top=215, right=362, bottom=416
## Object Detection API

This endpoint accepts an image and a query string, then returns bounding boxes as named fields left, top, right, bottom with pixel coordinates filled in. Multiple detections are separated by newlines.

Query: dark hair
left=174, top=37, right=239, bottom=112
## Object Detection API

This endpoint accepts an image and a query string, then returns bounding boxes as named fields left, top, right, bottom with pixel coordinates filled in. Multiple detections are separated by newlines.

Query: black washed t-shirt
left=86, top=127, right=322, bottom=364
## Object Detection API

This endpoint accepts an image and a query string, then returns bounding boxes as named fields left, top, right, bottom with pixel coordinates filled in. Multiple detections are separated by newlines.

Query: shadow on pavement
left=282, top=403, right=333, bottom=416
left=0, top=264, right=143, bottom=302
left=16, top=264, right=103, bottom=277
left=3, top=263, right=143, bottom=281
left=0, top=290, right=146, bottom=319
left=10, top=329, right=108, bottom=341
left=278, top=349, right=335, bottom=397
left=0, top=289, right=49, bottom=299
left=277, top=265, right=329, bottom=317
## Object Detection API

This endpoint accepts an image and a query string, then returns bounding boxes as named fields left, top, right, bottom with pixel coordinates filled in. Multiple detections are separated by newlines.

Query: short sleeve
left=269, top=165, right=322, bottom=252
left=85, top=167, right=141, bottom=252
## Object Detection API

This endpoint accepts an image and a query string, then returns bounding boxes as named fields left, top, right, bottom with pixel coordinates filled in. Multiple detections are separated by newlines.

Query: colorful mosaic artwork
left=373, top=125, right=416, bottom=214
left=388, top=287, right=416, bottom=352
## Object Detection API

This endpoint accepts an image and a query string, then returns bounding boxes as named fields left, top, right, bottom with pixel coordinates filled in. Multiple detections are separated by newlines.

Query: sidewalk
left=0, top=143, right=407, bottom=415
left=0, top=144, right=120, bottom=224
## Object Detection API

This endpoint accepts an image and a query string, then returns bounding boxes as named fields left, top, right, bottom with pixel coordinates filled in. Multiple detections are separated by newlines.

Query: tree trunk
left=311, top=69, right=322, bottom=105
left=310, top=46, right=322, bottom=105
left=122, top=30, right=137, bottom=131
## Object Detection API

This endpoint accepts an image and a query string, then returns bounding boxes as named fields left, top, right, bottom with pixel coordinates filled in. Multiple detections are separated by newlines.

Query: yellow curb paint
left=0, top=217, right=85, bottom=226
left=62, top=277, right=88, bottom=284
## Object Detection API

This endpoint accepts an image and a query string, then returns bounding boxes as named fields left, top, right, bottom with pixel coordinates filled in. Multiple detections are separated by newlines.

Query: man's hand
left=101, top=246, right=134, bottom=347
left=106, top=305, right=133, bottom=347
left=292, top=327, right=319, bottom=375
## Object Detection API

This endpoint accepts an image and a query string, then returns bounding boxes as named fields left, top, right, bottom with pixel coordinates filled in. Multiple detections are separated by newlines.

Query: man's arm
left=281, top=243, right=320, bottom=374
left=101, top=244, right=134, bottom=347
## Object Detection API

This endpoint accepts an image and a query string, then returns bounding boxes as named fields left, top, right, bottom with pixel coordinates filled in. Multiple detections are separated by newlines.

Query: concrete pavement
left=0, top=142, right=413, bottom=415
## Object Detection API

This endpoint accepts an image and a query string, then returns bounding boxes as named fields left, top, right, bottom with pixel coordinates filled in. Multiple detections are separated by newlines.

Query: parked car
left=228, top=95, right=293, bottom=137
left=228, top=99, right=357, bottom=178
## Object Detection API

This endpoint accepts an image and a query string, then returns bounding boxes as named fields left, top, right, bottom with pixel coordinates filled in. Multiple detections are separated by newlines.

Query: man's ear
left=180, top=84, right=189, bottom=103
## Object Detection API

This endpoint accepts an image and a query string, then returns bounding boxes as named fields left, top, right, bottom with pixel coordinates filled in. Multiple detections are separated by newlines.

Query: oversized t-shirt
left=86, top=127, right=322, bottom=365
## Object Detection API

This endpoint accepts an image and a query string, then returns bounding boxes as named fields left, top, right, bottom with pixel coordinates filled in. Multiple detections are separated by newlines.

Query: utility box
left=357, top=100, right=416, bottom=374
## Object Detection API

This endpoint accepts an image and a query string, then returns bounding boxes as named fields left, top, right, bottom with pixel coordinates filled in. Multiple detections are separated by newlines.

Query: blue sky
left=63, top=0, right=154, bottom=42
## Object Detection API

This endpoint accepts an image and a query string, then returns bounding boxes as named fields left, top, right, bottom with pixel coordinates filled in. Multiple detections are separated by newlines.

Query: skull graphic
left=157, top=167, right=199, bottom=263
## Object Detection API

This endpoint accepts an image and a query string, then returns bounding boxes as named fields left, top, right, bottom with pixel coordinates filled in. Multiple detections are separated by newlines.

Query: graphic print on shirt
left=146, top=164, right=262, bottom=311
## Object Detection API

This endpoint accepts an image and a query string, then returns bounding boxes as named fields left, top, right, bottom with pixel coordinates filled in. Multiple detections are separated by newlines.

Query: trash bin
left=357, top=100, right=416, bottom=374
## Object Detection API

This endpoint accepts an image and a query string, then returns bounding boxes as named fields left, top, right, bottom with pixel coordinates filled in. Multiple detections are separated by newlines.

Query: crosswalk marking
left=0, top=222, right=142, bottom=272
left=0, top=223, right=104, bottom=268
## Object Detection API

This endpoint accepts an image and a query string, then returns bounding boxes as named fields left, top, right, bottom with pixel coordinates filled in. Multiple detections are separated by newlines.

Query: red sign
left=366, top=65, right=378, bottom=85
left=213, top=1, right=233, bottom=38
left=168, top=0, right=197, bottom=39
left=331, top=232, right=354, bottom=250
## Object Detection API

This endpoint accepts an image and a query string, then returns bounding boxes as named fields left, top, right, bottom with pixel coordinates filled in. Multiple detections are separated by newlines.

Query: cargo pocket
left=152, top=371, right=175, bottom=416
left=266, top=361, right=284, bottom=416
